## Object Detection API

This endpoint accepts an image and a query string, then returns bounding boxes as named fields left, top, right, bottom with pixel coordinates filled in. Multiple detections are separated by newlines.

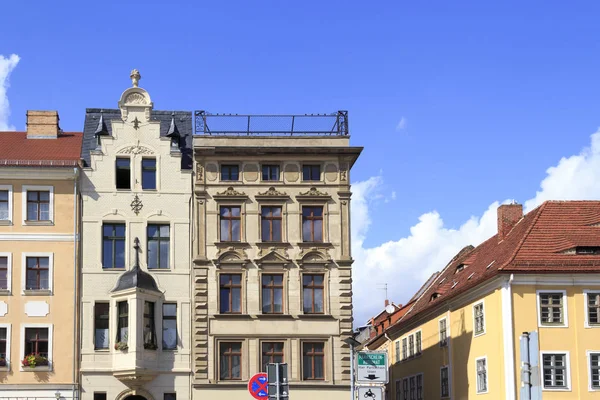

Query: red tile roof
left=366, top=201, right=600, bottom=346
left=0, top=131, right=83, bottom=167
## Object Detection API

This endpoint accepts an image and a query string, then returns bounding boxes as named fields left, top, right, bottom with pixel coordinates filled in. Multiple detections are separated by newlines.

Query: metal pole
left=350, top=344, right=355, bottom=400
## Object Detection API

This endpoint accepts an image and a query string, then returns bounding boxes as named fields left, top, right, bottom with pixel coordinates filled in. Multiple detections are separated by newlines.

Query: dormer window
left=431, top=293, right=440, bottom=301
left=576, top=247, right=600, bottom=255
left=455, top=264, right=466, bottom=273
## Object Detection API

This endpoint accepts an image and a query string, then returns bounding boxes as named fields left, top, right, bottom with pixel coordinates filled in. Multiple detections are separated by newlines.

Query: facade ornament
left=340, top=168, right=348, bottom=182
left=216, top=186, right=246, bottom=197
left=133, top=117, right=141, bottom=130
left=299, top=187, right=329, bottom=197
left=196, top=164, right=204, bottom=181
left=125, top=93, right=147, bottom=105
left=130, top=69, right=141, bottom=88
left=257, top=187, right=287, bottom=197
left=130, top=194, right=143, bottom=215
left=118, top=145, right=154, bottom=155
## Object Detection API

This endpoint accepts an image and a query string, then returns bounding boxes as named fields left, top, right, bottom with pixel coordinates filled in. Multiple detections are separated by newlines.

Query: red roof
left=0, top=131, right=83, bottom=167
left=367, top=201, right=600, bottom=345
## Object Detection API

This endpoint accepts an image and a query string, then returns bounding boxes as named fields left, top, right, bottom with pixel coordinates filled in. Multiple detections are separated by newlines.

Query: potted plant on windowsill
left=114, top=341, right=129, bottom=351
left=143, top=342, right=158, bottom=350
left=21, top=353, right=49, bottom=368
left=0, top=357, right=7, bottom=367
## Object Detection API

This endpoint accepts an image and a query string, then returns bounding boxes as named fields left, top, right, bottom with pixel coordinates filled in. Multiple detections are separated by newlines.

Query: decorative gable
left=255, top=250, right=291, bottom=267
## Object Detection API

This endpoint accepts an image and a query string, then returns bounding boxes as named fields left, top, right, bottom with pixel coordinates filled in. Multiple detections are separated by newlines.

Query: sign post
left=356, top=351, right=388, bottom=384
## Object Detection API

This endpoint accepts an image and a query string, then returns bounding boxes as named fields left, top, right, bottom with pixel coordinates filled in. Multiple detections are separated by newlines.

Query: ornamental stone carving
left=118, top=145, right=154, bottom=155
left=299, top=187, right=329, bottom=197
left=125, top=92, right=147, bottom=105
left=216, top=187, right=246, bottom=197
left=257, top=187, right=287, bottom=197
left=130, top=69, right=141, bottom=88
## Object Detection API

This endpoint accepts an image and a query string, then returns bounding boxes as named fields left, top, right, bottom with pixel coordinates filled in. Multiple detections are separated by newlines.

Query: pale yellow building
left=0, top=112, right=82, bottom=399
left=367, top=202, right=600, bottom=400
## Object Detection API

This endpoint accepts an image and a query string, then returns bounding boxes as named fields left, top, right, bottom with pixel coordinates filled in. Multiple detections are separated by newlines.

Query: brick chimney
left=497, top=202, right=523, bottom=240
left=26, top=111, right=60, bottom=139
left=384, top=299, right=389, bottom=307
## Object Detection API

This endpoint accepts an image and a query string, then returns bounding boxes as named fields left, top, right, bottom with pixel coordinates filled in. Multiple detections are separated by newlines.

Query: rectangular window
left=542, top=353, right=567, bottom=389
left=402, top=337, right=407, bottom=360
left=408, top=335, right=414, bottom=357
left=25, top=257, right=49, bottom=290
left=93, top=394, right=107, bottom=400
left=116, top=158, right=131, bottom=190
left=262, top=164, right=280, bottom=181
left=103, top=224, right=125, bottom=269
left=395, top=380, right=401, bottom=400
left=441, top=367, right=449, bottom=397
left=221, top=164, right=239, bottom=181
left=395, top=341, right=400, bottom=363
left=302, top=342, right=324, bottom=380
left=415, top=331, right=422, bottom=355
left=261, top=342, right=284, bottom=372
left=261, top=206, right=282, bottom=242
left=302, top=206, right=323, bottom=242
left=476, top=358, right=488, bottom=393
left=403, top=378, right=408, bottom=400
left=26, top=191, right=50, bottom=221
left=302, top=164, right=320, bottom=181
left=0, top=256, right=7, bottom=290
left=587, top=292, right=600, bottom=325
left=303, top=274, right=324, bottom=314
left=24, top=327, right=48, bottom=358
left=219, top=342, right=242, bottom=380
left=590, top=353, right=600, bottom=389
left=162, top=303, right=177, bottom=350
left=147, top=224, right=170, bottom=269
left=220, top=274, right=242, bottom=314
left=164, top=394, right=176, bottom=400
left=143, top=301, right=156, bottom=349
left=220, top=206, right=241, bottom=242
left=117, top=301, right=128, bottom=343
left=416, top=374, right=423, bottom=400
left=0, top=327, right=6, bottom=362
left=474, top=302, right=485, bottom=335
left=0, top=190, right=8, bottom=220
left=409, top=376, right=416, bottom=400
left=141, top=158, right=157, bottom=190
left=439, top=318, right=448, bottom=347
left=262, top=274, right=283, bottom=314
left=94, top=303, right=109, bottom=350
left=540, top=293, right=564, bottom=325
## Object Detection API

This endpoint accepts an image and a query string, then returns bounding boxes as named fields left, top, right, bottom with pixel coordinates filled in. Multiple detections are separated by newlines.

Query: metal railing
left=194, top=110, right=348, bottom=136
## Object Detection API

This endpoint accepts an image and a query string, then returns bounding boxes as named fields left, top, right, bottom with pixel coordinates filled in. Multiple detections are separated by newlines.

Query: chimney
left=497, top=202, right=523, bottom=240
left=26, top=111, right=60, bottom=139
left=384, top=299, right=389, bottom=307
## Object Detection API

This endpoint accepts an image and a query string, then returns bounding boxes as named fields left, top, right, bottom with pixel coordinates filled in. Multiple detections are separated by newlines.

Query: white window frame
left=587, top=350, right=600, bottom=392
left=21, top=185, right=54, bottom=224
left=473, top=300, right=486, bottom=337
left=537, top=290, right=568, bottom=328
left=414, top=329, right=422, bottom=356
left=0, top=323, right=11, bottom=369
left=21, top=252, right=53, bottom=294
left=402, top=337, right=407, bottom=361
left=395, top=340, right=400, bottom=363
left=584, top=290, right=600, bottom=328
left=475, top=356, right=488, bottom=394
left=0, top=252, right=12, bottom=293
left=440, top=365, right=450, bottom=398
left=20, top=323, right=53, bottom=371
left=540, top=351, right=571, bottom=391
left=439, top=316, right=448, bottom=347
left=0, top=185, right=13, bottom=224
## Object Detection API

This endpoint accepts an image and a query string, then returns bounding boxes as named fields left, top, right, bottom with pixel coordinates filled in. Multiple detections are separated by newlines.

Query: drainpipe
left=72, top=167, right=79, bottom=400
left=384, top=333, right=392, bottom=396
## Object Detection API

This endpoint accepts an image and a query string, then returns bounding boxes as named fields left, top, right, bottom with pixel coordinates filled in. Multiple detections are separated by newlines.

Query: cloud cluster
left=0, top=54, right=20, bottom=131
left=396, top=117, right=407, bottom=131
left=352, top=128, right=600, bottom=324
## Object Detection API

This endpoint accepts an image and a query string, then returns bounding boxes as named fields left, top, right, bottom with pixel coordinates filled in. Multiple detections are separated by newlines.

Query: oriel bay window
left=261, top=206, right=282, bottom=242
left=143, top=302, right=157, bottom=349
left=25, top=328, right=48, bottom=358
left=303, top=274, right=324, bottom=314
left=141, top=158, right=157, bottom=190
left=302, top=206, right=323, bottom=242
left=220, top=274, right=242, bottom=313
left=26, top=191, right=50, bottom=221
left=116, top=158, right=131, bottom=190
left=117, top=301, right=128, bottom=344
left=262, top=274, right=283, bottom=314
left=261, top=342, right=284, bottom=372
left=219, top=342, right=242, bottom=380
left=162, top=303, right=177, bottom=350
left=103, top=224, right=125, bottom=269
left=302, top=342, right=324, bottom=380
left=220, top=206, right=241, bottom=242
left=147, top=224, right=170, bottom=269
left=94, top=303, right=109, bottom=350
left=26, top=257, right=49, bottom=290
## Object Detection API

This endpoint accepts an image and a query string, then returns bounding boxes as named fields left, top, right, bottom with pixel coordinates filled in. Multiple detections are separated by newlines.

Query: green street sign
left=356, top=351, right=388, bottom=383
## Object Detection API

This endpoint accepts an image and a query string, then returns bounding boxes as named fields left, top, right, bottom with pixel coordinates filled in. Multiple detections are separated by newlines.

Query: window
left=262, top=274, right=283, bottom=314
left=476, top=357, right=488, bottom=393
left=25, top=257, right=49, bottom=290
left=587, top=292, right=600, bottom=326
left=219, top=342, right=242, bottom=380
left=162, top=303, right=177, bottom=350
left=141, top=158, right=157, bottom=190
left=221, top=164, right=239, bottom=181
left=302, top=206, right=323, bottom=242
left=538, top=291, right=566, bottom=326
left=94, top=303, right=109, bottom=350
left=415, top=331, right=422, bottom=355
left=474, top=301, right=485, bottom=335
left=395, top=380, right=401, bottom=400
left=116, top=158, right=131, bottom=189
left=148, top=224, right=170, bottom=269
left=220, top=206, right=241, bottom=242
left=143, top=302, right=156, bottom=349
left=93, top=393, right=107, bottom=400
left=302, top=342, right=324, bottom=380
left=302, top=164, right=320, bottom=181
left=408, top=335, right=414, bottom=357
left=590, top=352, right=600, bottom=389
left=164, top=394, right=176, bottom=400
left=416, top=374, right=423, bottom=400
left=402, top=337, right=407, bottom=360
left=0, top=189, right=9, bottom=220
left=0, top=327, right=7, bottom=364
left=25, top=328, right=48, bottom=357
left=102, top=224, right=125, bottom=269
left=542, top=353, right=569, bottom=389
left=441, top=366, right=449, bottom=397
left=395, top=341, right=400, bottom=363
left=262, top=164, right=280, bottom=181
left=409, top=376, right=416, bottom=399
left=402, top=378, right=408, bottom=400
left=0, top=256, right=8, bottom=290
left=576, top=246, right=600, bottom=254
left=455, top=264, right=466, bottom=273
left=261, top=342, right=284, bottom=372
left=439, top=318, right=448, bottom=347
left=220, top=274, right=242, bottom=313
left=303, top=274, right=324, bottom=314
left=26, top=191, right=50, bottom=221
left=261, top=206, right=282, bottom=242
left=117, top=301, right=128, bottom=343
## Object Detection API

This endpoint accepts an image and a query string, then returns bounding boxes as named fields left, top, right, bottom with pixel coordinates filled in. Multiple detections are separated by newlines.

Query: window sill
left=94, top=349, right=110, bottom=352
left=24, top=220, right=54, bottom=226
left=102, top=268, right=126, bottom=271
left=0, top=289, right=11, bottom=296
left=297, top=242, right=332, bottom=247
left=298, top=314, right=335, bottom=320
left=22, top=289, right=52, bottom=296
left=0, top=220, right=12, bottom=226
left=21, top=366, right=52, bottom=372
left=215, top=241, right=250, bottom=247
left=214, top=314, right=252, bottom=319
left=147, top=268, right=172, bottom=272
left=257, top=241, right=291, bottom=247
left=539, top=324, right=568, bottom=328
left=142, top=189, right=158, bottom=191
left=116, top=189, right=132, bottom=192
left=0, top=365, right=9, bottom=372
left=258, top=314, right=294, bottom=319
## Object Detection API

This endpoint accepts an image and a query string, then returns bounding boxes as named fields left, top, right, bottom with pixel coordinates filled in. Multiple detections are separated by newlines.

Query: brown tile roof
left=0, top=131, right=83, bottom=167
left=367, top=201, right=600, bottom=346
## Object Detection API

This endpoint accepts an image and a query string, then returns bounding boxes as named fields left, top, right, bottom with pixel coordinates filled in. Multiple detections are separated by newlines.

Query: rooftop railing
left=194, top=110, right=348, bottom=136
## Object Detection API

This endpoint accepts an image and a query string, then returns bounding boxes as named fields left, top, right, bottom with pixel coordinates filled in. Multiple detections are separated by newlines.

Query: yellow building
left=0, top=111, right=82, bottom=400
left=366, top=202, right=600, bottom=400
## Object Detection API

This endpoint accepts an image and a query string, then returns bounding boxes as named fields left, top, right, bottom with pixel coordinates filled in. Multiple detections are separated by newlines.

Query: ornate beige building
left=192, top=115, right=362, bottom=399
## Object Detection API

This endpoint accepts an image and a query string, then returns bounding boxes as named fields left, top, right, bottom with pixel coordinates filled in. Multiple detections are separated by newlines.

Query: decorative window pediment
left=255, top=250, right=291, bottom=268
left=213, top=187, right=248, bottom=201
left=296, top=187, right=332, bottom=202
left=215, top=248, right=249, bottom=268
left=255, top=187, right=290, bottom=201
left=297, top=249, right=332, bottom=267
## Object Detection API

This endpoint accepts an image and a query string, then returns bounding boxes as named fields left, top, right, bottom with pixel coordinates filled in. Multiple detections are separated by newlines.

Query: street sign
left=358, top=386, right=384, bottom=400
left=357, top=351, right=388, bottom=384
left=248, top=373, right=269, bottom=399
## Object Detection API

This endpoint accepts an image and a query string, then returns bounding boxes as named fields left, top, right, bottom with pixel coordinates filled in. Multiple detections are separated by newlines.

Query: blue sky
left=2, top=0, right=600, bottom=322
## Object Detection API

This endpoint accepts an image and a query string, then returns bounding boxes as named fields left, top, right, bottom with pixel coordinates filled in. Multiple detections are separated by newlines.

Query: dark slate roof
left=81, top=108, right=193, bottom=169
left=111, top=263, right=160, bottom=293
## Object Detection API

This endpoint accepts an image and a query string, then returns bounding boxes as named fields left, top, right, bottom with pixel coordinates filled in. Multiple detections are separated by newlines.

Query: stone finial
left=130, top=69, right=141, bottom=87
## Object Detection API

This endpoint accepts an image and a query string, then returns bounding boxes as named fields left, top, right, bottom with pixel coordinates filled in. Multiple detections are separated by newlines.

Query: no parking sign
left=248, top=372, right=269, bottom=399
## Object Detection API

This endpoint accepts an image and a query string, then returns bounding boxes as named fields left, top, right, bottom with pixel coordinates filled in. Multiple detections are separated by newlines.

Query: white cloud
left=396, top=117, right=407, bottom=131
left=0, top=54, right=20, bottom=131
left=352, top=127, right=600, bottom=325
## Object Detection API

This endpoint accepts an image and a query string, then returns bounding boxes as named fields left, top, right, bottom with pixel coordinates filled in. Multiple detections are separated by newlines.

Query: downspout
left=72, top=167, right=80, bottom=400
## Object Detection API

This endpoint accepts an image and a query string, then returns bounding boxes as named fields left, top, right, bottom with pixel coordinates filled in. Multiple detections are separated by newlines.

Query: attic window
left=576, top=247, right=600, bottom=255
left=455, top=264, right=466, bottom=273
left=430, top=293, right=441, bottom=301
